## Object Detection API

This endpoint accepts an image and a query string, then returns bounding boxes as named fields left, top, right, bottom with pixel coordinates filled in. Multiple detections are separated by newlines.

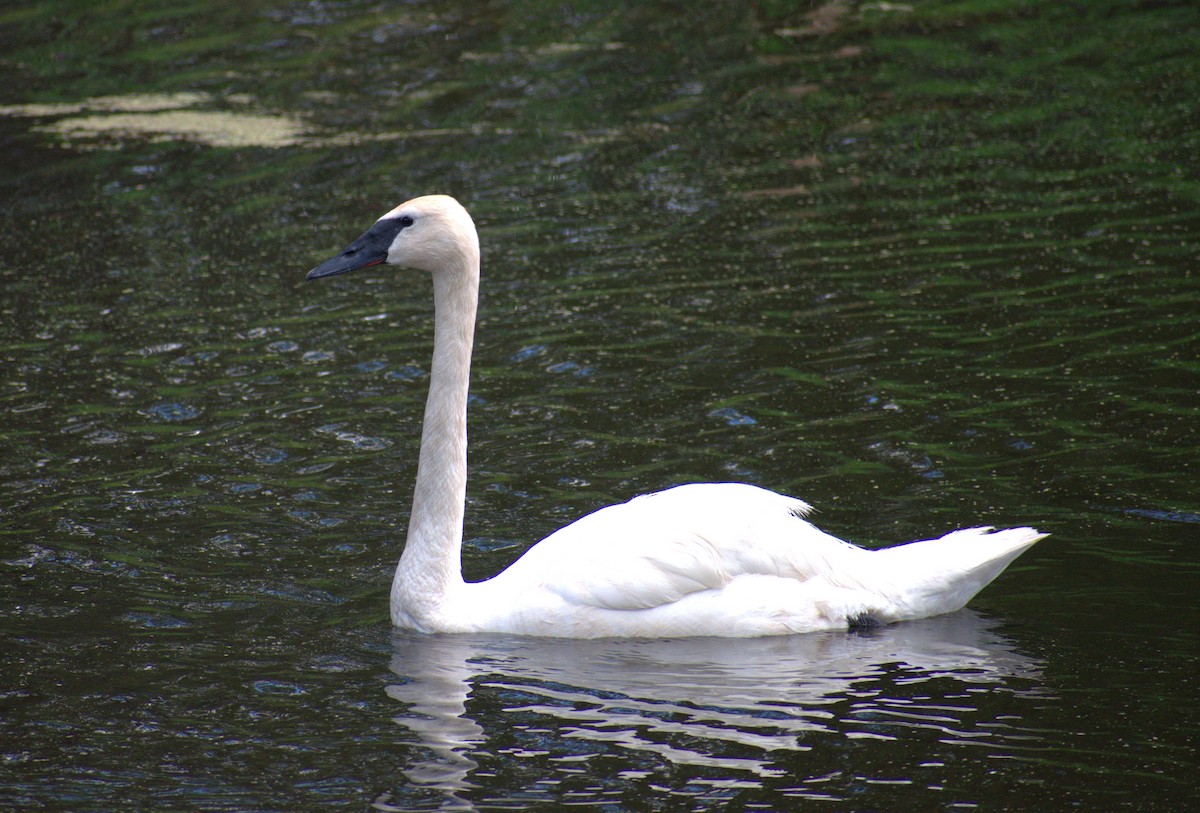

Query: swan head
left=306, top=194, right=479, bottom=281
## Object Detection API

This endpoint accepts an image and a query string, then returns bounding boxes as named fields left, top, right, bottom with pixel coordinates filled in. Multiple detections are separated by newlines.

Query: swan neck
left=393, top=256, right=479, bottom=628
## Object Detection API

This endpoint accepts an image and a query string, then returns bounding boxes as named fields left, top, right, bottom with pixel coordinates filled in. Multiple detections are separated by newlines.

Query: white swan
left=306, top=195, right=1045, bottom=638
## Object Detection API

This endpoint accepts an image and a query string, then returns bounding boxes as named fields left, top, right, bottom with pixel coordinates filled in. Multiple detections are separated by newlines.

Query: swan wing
left=500, top=483, right=857, bottom=612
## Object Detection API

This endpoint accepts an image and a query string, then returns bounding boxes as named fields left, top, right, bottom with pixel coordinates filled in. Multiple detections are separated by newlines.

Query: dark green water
left=2, top=1, right=1197, bottom=809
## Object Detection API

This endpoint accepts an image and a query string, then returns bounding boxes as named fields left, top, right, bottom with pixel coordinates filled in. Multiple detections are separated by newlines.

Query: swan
left=305, top=195, right=1045, bottom=638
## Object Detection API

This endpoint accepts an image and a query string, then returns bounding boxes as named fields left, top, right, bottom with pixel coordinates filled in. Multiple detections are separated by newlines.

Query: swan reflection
left=377, top=611, right=1044, bottom=810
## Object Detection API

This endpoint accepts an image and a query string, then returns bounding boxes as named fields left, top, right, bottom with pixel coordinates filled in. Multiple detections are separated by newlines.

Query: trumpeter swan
left=306, top=195, right=1044, bottom=638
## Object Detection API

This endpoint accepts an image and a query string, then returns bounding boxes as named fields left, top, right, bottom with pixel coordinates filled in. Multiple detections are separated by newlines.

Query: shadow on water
left=383, top=611, right=1044, bottom=810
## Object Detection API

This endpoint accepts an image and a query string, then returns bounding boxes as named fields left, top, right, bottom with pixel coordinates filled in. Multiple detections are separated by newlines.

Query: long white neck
left=391, top=254, right=479, bottom=629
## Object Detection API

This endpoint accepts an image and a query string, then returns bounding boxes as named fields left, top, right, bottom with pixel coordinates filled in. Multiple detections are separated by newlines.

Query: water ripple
left=140, top=402, right=200, bottom=422
left=314, top=424, right=392, bottom=451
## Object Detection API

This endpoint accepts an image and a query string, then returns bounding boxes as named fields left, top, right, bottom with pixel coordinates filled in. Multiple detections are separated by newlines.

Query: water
left=2, top=0, right=1197, bottom=809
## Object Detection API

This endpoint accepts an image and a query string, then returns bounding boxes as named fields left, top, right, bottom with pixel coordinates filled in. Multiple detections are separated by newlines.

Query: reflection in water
left=381, top=612, right=1043, bottom=810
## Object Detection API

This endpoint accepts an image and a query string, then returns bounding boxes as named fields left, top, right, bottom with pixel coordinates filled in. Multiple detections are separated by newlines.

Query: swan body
left=306, top=195, right=1045, bottom=638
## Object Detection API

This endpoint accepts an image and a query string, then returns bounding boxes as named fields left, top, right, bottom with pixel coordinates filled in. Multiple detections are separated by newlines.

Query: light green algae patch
left=1, top=92, right=307, bottom=148
left=35, top=109, right=308, bottom=149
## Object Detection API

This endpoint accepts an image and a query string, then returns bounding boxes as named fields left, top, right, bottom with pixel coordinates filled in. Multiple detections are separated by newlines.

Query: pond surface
left=2, top=0, right=1197, bottom=809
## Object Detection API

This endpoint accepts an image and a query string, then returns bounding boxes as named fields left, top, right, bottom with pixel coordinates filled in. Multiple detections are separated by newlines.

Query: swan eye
left=398, top=215, right=415, bottom=227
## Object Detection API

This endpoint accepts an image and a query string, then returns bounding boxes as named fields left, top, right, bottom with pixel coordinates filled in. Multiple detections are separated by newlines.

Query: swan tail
left=857, top=526, right=1046, bottom=623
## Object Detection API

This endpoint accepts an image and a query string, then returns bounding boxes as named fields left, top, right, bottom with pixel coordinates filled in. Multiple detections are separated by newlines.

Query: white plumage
left=306, top=195, right=1045, bottom=638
